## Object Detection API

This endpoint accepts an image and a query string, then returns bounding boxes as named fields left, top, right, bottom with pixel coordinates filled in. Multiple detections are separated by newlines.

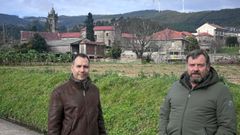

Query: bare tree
left=119, top=18, right=162, bottom=60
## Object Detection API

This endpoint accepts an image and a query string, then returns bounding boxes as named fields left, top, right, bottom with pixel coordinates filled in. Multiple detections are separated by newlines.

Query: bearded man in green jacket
left=160, top=49, right=237, bottom=135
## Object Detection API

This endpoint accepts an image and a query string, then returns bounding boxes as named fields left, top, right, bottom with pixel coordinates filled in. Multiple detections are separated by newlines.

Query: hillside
left=1, top=8, right=240, bottom=32
left=0, top=13, right=27, bottom=26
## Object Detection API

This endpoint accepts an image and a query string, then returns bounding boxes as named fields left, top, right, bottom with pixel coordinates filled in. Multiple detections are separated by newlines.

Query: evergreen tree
left=185, top=36, right=200, bottom=52
left=85, top=12, right=95, bottom=41
left=226, top=36, right=239, bottom=47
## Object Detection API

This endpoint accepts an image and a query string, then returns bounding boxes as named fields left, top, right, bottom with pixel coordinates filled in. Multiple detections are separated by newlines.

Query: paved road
left=0, top=119, right=43, bottom=135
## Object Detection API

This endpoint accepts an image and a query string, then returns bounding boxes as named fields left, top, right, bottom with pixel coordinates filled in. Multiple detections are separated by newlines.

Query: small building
left=71, top=39, right=105, bottom=59
left=81, top=26, right=116, bottom=47
left=149, top=28, right=191, bottom=62
left=47, top=39, right=80, bottom=53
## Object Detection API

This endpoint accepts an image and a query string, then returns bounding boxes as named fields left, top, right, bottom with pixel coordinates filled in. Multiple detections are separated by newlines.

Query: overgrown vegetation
left=0, top=67, right=239, bottom=134
left=0, top=50, right=71, bottom=65
left=218, top=47, right=240, bottom=55
left=105, top=42, right=122, bottom=59
left=225, top=36, right=239, bottom=47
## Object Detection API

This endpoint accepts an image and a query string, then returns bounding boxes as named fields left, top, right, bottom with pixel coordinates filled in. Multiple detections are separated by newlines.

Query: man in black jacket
left=48, top=53, right=107, bottom=135
left=160, top=49, right=237, bottom=135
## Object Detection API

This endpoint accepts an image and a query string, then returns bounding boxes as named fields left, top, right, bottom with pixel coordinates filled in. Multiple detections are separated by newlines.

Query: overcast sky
left=1, top=0, right=240, bottom=18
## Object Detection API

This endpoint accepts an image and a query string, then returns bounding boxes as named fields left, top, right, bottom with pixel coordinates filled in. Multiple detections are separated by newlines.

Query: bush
left=0, top=51, right=72, bottom=65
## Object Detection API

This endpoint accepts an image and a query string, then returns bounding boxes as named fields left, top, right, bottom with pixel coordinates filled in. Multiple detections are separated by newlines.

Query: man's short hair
left=186, top=49, right=210, bottom=66
left=72, top=53, right=90, bottom=63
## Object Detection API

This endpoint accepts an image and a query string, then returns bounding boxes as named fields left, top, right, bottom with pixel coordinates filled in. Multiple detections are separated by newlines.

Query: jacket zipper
left=180, top=88, right=193, bottom=135
left=204, top=127, right=208, bottom=135
left=83, top=90, right=86, bottom=96
left=83, top=90, right=89, bottom=134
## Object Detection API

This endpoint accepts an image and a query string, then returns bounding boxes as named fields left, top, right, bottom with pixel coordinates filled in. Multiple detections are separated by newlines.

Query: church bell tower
left=47, top=7, right=58, bottom=32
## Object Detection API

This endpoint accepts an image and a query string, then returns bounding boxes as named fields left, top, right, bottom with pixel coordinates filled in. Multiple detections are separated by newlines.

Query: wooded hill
left=1, top=8, right=240, bottom=32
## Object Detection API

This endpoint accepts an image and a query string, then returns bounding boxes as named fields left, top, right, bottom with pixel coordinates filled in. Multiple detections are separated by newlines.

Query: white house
left=196, top=22, right=225, bottom=40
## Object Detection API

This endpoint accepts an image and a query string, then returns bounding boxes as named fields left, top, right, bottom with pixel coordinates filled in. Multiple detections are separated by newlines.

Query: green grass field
left=0, top=65, right=239, bottom=134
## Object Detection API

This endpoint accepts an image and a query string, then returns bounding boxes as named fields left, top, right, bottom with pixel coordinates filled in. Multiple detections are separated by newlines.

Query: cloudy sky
left=1, top=0, right=240, bottom=18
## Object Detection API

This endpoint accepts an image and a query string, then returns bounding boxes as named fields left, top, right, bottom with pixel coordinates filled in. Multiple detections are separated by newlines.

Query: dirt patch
left=2, top=63, right=240, bottom=84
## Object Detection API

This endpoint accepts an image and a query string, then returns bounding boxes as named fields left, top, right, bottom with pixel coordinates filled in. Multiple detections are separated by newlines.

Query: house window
left=106, top=33, right=109, bottom=36
left=94, top=35, right=97, bottom=41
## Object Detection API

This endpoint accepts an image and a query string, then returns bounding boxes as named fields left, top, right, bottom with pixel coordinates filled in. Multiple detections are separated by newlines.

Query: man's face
left=187, top=54, right=210, bottom=84
left=71, top=57, right=89, bottom=80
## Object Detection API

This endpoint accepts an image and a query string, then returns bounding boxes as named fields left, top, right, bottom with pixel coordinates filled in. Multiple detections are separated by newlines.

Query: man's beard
left=190, top=72, right=203, bottom=84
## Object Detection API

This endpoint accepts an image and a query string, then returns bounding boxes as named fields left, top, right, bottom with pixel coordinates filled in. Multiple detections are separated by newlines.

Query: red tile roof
left=21, top=31, right=60, bottom=41
left=151, top=28, right=192, bottom=40
left=21, top=31, right=83, bottom=42
left=121, top=33, right=136, bottom=39
left=60, top=32, right=81, bottom=38
left=197, top=32, right=213, bottom=37
left=181, top=31, right=193, bottom=36
left=94, top=26, right=114, bottom=31
left=81, top=26, right=114, bottom=32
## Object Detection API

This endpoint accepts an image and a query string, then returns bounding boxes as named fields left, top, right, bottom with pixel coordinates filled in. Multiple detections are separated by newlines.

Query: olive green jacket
left=160, top=67, right=237, bottom=135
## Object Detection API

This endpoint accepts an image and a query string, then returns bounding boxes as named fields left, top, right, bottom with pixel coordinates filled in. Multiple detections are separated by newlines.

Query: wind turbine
left=182, top=0, right=185, bottom=12
left=153, top=0, right=161, bottom=12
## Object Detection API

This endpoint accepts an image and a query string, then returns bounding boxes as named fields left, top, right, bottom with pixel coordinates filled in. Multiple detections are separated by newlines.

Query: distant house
left=81, top=26, right=116, bottom=47
left=149, top=28, right=192, bottom=61
left=195, top=22, right=240, bottom=48
left=47, top=39, right=80, bottom=53
left=196, top=32, right=214, bottom=51
left=121, top=32, right=138, bottom=51
left=196, top=22, right=226, bottom=41
left=20, top=31, right=81, bottom=53
left=71, top=39, right=105, bottom=59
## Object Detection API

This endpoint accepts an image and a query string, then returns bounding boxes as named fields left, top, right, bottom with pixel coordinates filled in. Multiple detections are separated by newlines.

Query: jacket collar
left=69, top=74, right=91, bottom=90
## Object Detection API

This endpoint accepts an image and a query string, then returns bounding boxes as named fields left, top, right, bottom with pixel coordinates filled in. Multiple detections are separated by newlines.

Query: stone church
left=47, top=7, right=58, bottom=32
